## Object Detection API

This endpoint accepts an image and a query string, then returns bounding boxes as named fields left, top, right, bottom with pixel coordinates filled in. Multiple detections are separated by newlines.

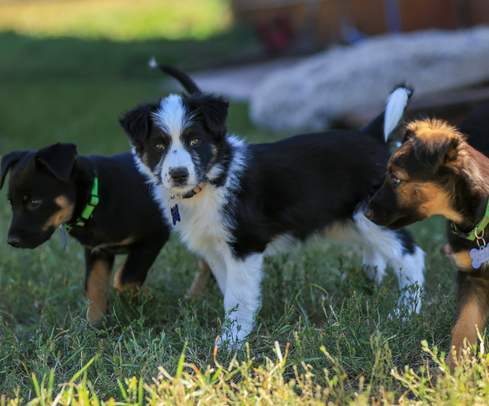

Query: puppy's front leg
left=221, top=253, right=264, bottom=347
left=113, top=234, right=167, bottom=297
left=84, top=249, right=115, bottom=324
left=447, top=269, right=489, bottom=371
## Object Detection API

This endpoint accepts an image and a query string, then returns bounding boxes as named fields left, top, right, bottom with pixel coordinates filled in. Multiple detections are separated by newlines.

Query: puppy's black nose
left=364, top=208, right=373, bottom=220
left=169, top=167, right=189, bottom=184
left=7, top=235, right=21, bottom=248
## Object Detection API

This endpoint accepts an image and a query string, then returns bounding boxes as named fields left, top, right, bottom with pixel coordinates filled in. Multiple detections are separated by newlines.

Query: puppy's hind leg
left=85, top=249, right=115, bottom=324
left=362, top=245, right=387, bottom=283
left=387, top=228, right=425, bottom=312
left=354, top=212, right=425, bottom=312
left=185, top=258, right=213, bottom=300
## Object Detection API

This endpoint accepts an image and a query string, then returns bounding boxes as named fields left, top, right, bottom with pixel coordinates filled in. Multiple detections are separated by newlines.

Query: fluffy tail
left=149, top=57, right=201, bottom=94
left=360, top=85, right=413, bottom=143
left=384, top=85, right=412, bottom=141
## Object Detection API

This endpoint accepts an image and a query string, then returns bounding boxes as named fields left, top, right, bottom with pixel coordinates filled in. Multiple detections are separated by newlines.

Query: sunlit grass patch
left=8, top=338, right=489, bottom=405
left=0, top=0, right=232, bottom=41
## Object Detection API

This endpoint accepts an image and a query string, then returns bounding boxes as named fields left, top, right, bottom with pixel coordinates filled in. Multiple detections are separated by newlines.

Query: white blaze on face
left=152, top=94, right=198, bottom=191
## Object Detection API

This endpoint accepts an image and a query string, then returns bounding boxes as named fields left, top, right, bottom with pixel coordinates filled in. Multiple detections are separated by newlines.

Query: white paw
left=218, top=324, right=250, bottom=349
left=388, top=288, right=422, bottom=320
left=398, top=294, right=422, bottom=314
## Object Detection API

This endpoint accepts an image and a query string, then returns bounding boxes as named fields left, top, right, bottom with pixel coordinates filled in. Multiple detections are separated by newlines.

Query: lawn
left=0, top=0, right=231, bottom=41
left=0, top=2, right=487, bottom=404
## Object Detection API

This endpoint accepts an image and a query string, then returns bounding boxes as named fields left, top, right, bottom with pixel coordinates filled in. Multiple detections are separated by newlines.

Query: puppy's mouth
left=169, top=183, right=196, bottom=193
left=9, top=232, right=53, bottom=249
left=365, top=208, right=408, bottom=230
left=169, top=183, right=205, bottom=200
left=374, top=215, right=411, bottom=230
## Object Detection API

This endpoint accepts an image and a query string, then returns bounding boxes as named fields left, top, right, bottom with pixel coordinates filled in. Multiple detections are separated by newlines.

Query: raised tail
left=360, top=85, right=413, bottom=143
left=149, top=58, right=201, bottom=94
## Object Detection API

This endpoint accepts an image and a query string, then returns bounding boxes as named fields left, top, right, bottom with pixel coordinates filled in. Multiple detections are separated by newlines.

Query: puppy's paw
left=115, top=284, right=152, bottom=303
left=218, top=326, right=249, bottom=350
left=387, top=292, right=422, bottom=321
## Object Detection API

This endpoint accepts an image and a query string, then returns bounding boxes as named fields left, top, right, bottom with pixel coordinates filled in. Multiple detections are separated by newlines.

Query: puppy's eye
left=154, top=143, right=164, bottom=151
left=391, top=175, right=401, bottom=188
left=190, top=138, right=201, bottom=147
left=28, top=199, right=41, bottom=209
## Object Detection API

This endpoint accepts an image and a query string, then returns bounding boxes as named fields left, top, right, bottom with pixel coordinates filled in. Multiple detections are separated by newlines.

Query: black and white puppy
left=120, top=67, right=425, bottom=345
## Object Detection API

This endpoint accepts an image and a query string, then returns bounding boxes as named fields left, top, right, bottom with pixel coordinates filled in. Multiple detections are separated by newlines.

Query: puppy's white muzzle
left=161, top=147, right=198, bottom=191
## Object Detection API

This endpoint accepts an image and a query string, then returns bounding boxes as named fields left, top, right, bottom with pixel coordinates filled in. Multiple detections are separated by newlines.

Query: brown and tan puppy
left=365, top=118, right=489, bottom=370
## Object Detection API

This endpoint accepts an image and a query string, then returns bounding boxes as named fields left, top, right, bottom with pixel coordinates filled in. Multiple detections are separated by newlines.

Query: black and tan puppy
left=1, top=144, right=174, bottom=323
left=365, top=118, right=489, bottom=370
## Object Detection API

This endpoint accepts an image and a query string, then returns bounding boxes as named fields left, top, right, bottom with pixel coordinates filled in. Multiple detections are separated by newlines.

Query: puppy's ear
left=401, top=128, right=415, bottom=144
left=0, top=150, right=29, bottom=189
left=37, top=143, right=78, bottom=181
left=119, top=102, right=159, bottom=147
left=413, top=135, right=461, bottom=173
left=187, top=95, right=229, bottom=139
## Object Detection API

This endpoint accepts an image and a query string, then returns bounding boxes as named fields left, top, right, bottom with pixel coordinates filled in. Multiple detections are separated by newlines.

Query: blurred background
left=0, top=0, right=488, bottom=153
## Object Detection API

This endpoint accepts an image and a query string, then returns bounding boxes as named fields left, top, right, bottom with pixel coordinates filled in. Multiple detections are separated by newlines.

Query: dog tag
left=60, top=224, right=68, bottom=251
left=470, top=246, right=489, bottom=269
left=171, top=204, right=181, bottom=226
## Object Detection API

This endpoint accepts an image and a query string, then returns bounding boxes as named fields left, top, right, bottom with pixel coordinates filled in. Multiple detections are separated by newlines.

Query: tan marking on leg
left=43, top=196, right=74, bottom=230
left=113, top=264, right=147, bottom=300
left=86, top=259, right=112, bottom=324
left=185, top=258, right=212, bottom=300
left=94, top=236, right=135, bottom=250
left=453, top=250, right=475, bottom=271
left=446, top=300, right=486, bottom=371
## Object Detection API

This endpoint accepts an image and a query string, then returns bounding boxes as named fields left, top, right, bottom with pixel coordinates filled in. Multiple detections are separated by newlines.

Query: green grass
left=0, top=22, right=482, bottom=405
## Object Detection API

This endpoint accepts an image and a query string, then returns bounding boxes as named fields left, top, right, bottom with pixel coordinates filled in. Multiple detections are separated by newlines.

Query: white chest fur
left=163, top=186, right=233, bottom=257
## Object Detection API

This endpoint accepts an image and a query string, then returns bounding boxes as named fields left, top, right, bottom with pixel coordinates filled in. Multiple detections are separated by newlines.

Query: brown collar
left=170, top=183, right=204, bottom=200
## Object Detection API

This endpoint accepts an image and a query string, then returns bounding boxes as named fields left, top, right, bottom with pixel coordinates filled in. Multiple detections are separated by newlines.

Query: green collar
left=450, top=199, right=489, bottom=241
left=65, top=172, right=99, bottom=230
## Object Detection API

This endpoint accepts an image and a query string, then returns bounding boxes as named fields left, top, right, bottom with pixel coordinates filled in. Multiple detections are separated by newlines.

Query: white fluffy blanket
left=250, top=27, right=489, bottom=132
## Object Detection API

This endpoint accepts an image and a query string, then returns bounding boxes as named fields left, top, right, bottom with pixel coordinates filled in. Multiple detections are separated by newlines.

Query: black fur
left=458, top=102, right=489, bottom=155
left=152, top=63, right=201, bottom=94
left=37, top=143, right=78, bottom=181
left=119, top=101, right=160, bottom=150
left=1, top=150, right=29, bottom=188
left=227, top=131, right=392, bottom=257
left=2, top=144, right=170, bottom=322
left=183, top=94, right=229, bottom=140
